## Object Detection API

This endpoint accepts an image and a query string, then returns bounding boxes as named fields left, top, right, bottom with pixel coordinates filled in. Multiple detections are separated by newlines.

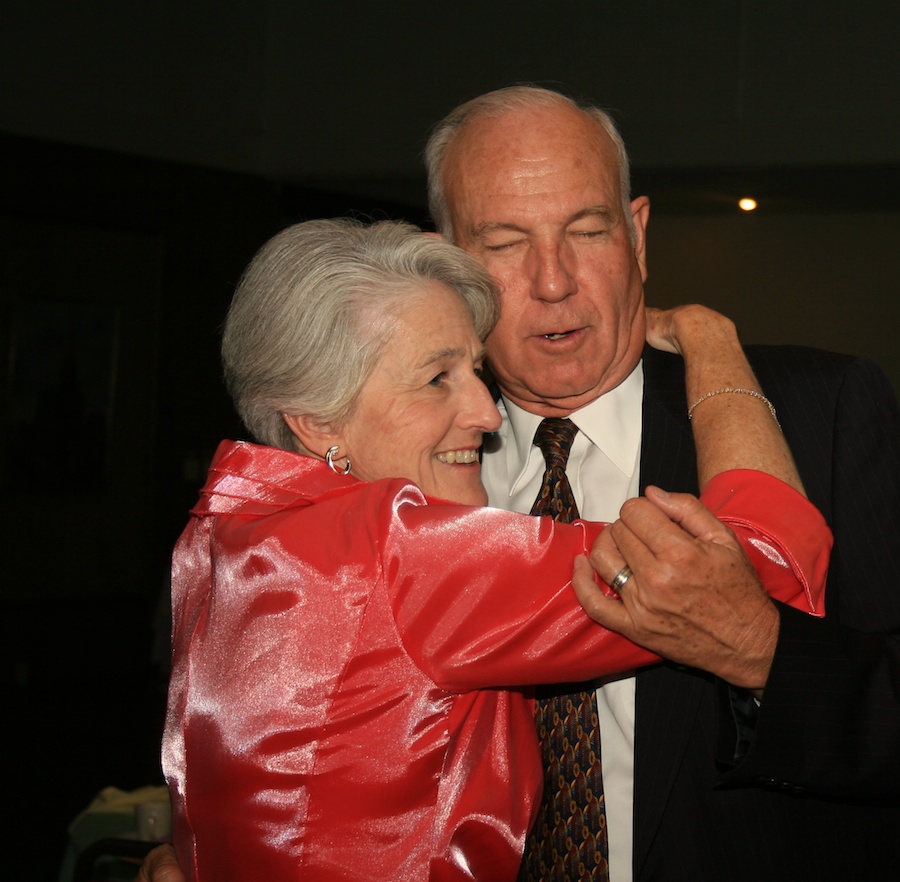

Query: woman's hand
left=135, top=844, right=185, bottom=882
left=645, top=305, right=737, bottom=356
left=644, top=304, right=801, bottom=493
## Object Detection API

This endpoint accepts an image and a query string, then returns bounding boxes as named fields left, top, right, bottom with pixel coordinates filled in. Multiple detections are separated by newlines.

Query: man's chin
left=499, top=379, right=607, bottom=416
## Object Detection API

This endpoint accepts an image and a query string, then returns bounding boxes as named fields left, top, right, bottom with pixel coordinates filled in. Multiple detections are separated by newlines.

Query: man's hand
left=136, top=844, right=185, bottom=882
left=573, top=486, right=779, bottom=693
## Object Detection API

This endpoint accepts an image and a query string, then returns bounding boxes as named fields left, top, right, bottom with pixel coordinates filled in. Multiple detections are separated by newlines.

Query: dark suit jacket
left=635, top=344, right=900, bottom=881
left=723, top=602, right=900, bottom=800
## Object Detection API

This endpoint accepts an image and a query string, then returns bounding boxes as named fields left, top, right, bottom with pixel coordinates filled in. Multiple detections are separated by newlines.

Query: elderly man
left=424, top=86, right=900, bottom=881
left=140, top=87, right=900, bottom=881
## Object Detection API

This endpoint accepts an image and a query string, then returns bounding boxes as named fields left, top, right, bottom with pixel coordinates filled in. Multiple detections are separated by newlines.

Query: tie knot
left=533, top=418, right=578, bottom=469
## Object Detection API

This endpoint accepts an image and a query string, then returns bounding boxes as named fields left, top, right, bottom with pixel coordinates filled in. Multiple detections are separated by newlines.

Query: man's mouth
left=436, top=449, right=479, bottom=464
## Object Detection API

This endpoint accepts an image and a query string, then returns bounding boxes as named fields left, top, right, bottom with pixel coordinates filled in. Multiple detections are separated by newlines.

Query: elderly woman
left=162, top=218, right=828, bottom=881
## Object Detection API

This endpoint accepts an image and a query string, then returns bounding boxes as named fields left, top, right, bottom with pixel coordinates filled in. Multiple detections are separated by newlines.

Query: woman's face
left=335, top=282, right=501, bottom=505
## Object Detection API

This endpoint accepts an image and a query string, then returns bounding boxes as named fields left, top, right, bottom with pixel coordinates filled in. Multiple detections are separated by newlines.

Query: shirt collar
left=500, top=360, right=644, bottom=493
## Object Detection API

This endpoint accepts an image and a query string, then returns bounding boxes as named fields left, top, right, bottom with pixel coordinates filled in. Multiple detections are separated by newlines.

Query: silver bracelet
left=688, top=387, right=780, bottom=427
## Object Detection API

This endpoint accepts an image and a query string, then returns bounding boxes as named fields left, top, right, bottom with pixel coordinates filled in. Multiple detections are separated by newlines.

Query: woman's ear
left=282, top=413, right=340, bottom=458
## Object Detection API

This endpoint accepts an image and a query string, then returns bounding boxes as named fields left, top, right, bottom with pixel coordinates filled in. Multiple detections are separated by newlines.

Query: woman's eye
left=429, top=372, right=447, bottom=387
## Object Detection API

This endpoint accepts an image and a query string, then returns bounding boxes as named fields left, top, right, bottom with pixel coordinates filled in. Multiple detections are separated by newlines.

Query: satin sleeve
left=707, top=469, right=829, bottom=616
left=381, top=468, right=830, bottom=692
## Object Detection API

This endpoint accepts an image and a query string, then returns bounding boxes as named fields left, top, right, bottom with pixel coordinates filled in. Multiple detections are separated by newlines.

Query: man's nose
left=530, top=242, right=576, bottom=302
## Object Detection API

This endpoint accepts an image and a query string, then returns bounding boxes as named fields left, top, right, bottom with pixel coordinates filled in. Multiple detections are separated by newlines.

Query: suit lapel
left=632, top=348, right=709, bottom=876
left=638, top=348, right=696, bottom=494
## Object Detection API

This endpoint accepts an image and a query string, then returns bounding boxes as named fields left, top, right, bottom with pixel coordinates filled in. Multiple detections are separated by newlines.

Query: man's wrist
left=719, top=599, right=779, bottom=691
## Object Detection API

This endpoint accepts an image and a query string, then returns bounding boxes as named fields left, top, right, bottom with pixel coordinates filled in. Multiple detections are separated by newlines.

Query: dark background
left=2, top=2, right=899, bottom=877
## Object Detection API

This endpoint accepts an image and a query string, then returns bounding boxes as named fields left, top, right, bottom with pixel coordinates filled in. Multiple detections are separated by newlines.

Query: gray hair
left=424, top=85, right=634, bottom=243
left=222, top=218, right=500, bottom=452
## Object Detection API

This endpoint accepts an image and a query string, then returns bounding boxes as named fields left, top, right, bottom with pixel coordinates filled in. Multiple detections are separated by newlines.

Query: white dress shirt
left=480, top=362, right=644, bottom=882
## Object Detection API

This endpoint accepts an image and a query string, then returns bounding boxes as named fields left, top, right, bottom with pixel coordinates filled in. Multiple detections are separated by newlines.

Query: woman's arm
left=647, top=305, right=804, bottom=495
left=571, top=306, right=830, bottom=691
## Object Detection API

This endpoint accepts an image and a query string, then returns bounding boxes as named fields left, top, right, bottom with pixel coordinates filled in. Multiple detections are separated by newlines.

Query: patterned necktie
left=520, top=417, right=610, bottom=882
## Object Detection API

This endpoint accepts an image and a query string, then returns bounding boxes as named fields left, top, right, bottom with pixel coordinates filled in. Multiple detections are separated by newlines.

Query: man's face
left=443, top=104, right=650, bottom=417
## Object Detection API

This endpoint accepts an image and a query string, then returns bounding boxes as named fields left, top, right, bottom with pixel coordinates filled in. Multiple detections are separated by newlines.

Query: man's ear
left=420, top=231, right=445, bottom=241
left=282, top=413, right=340, bottom=457
left=630, top=195, right=651, bottom=282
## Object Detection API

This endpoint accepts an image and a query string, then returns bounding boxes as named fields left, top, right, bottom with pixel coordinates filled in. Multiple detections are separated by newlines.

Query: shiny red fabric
left=164, top=440, right=830, bottom=881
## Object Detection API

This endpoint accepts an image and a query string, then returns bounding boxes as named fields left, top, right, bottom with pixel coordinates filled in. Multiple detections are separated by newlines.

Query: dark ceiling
left=2, top=1, right=899, bottom=211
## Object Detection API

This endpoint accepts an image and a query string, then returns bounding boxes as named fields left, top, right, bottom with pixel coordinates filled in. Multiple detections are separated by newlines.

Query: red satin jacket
left=163, top=440, right=830, bottom=881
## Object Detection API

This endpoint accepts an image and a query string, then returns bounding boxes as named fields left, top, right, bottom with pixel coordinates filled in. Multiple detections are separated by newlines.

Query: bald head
left=425, top=86, right=633, bottom=244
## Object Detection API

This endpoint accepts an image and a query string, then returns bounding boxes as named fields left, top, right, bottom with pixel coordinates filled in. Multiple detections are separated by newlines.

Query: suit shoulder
left=744, top=344, right=891, bottom=387
left=744, top=344, right=881, bottom=372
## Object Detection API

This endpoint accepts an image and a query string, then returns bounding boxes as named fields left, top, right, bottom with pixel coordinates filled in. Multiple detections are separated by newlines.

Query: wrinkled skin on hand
left=573, top=485, right=779, bottom=694
left=135, top=844, right=185, bottom=882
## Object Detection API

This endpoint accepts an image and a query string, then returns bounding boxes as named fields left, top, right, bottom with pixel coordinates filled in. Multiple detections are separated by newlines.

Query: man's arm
left=719, top=602, right=900, bottom=798
left=573, top=487, right=900, bottom=798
